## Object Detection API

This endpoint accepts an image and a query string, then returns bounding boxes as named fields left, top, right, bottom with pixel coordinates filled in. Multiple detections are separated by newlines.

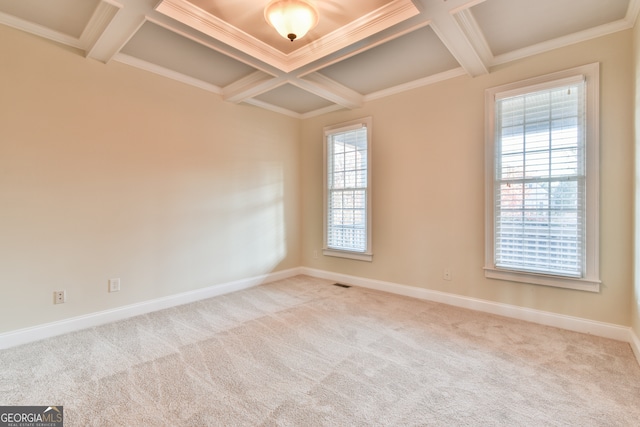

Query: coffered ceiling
left=1, top=0, right=637, bottom=118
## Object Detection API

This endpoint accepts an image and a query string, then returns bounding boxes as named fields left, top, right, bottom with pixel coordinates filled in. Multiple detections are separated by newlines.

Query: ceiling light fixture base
left=264, top=0, right=319, bottom=42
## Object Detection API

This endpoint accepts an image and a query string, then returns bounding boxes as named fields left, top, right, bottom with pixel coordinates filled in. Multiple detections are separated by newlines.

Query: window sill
left=484, top=267, right=600, bottom=292
left=323, top=249, right=372, bottom=262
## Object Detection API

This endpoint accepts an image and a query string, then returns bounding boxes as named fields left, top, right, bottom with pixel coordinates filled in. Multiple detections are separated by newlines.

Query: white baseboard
left=0, top=267, right=302, bottom=350
left=630, top=328, right=640, bottom=367
left=3, top=266, right=639, bottom=368
left=300, top=267, right=635, bottom=346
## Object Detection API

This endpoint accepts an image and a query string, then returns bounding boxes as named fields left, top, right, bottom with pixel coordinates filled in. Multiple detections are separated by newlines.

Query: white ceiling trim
left=492, top=18, right=637, bottom=67
left=114, top=52, right=223, bottom=94
left=115, top=51, right=307, bottom=118
left=446, top=0, right=488, bottom=15
left=243, top=98, right=305, bottom=119
left=0, top=11, right=83, bottom=49
left=364, top=67, right=467, bottom=102
left=282, top=0, right=421, bottom=73
left=294, top=73, right=364, bottom=110
left=490, top=0, right=640, bottom=68
left=453, top=9, right=492, bottom=67
left=145, top=16, right=278, bottom=77
left=156, top=0, right=285, bottom=71
left=82, top=1, right=122, bottom=58
left=296, top=19, right=432, bottom=78
left=114, top=52, right=469, bottom=118
left=625, top=0, right=640, bottom=26
left=223, top=72, right=288, bottom=103
left=156, top=0, right=420, bottom=74
left=86, top=3, right=147, bottom=63
left=2, top=0, right=634, bottom=119
left=429, top=14, right=488, bottom=76
left=299, top=103, right=347, bottom=119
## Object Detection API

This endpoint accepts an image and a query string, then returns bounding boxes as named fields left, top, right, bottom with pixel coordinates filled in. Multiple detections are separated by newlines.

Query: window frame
left=323, top=117, right=373, bottom=261
left=484, top=63, right=600, bottom=292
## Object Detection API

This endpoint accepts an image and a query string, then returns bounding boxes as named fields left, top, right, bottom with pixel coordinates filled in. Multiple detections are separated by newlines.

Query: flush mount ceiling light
left=264, top=0, right=319, bottom=42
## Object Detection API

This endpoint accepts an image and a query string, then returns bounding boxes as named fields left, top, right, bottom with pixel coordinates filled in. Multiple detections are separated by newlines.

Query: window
left=484, top=64, right=600, bottom=292
left=323, top=117, right=372, bottom=261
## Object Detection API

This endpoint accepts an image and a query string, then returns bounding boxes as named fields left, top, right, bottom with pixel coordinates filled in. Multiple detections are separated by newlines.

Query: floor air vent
left=333, top=283, right=351, bottom=288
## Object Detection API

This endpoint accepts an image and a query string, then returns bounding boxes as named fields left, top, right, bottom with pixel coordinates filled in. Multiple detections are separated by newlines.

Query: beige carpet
left=1, top=275, right=639, bottom=426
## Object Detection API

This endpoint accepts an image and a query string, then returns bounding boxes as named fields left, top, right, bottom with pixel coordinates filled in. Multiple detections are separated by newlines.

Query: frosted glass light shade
left=264, top=0, right=319, bottom=42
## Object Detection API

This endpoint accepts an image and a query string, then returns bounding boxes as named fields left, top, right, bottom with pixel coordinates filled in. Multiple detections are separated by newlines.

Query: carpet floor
left=1, top=275, right=639, bottom=426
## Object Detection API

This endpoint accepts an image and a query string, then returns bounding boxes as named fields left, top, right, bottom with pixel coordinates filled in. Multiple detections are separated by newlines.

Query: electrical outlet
left=53, top=290, right=66, bottom=304
left=443, top=269, right=452, bottom=281
left=313, top=250, right=318, bottom=259
left=108, top=278, right=121, bottom=293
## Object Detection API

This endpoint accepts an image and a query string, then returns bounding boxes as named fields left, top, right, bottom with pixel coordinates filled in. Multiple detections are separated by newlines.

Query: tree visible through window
left=495, top=83, right=584, bottom=277
left=323, top=118, right=372, bottom=261
left=485, top=64, right=600, bottom=292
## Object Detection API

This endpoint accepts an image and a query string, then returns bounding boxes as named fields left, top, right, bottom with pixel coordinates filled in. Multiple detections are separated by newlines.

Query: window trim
left=323, top=117, right=373, bottom=262
left=484, top=63, right=600, bottom=292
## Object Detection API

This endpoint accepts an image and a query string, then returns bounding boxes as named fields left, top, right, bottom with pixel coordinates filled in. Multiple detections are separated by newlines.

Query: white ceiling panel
left=0, top=0, right=637, bottom=117
left=317, top=26, right=460, bottom=95
left=471, top=0, right=631, bottom=56
left=0, top=0, right=100, bottom=38
left=121, top=22, right=256, bottom=88
left=253, top=84, right=336, bottom=115
left=186, top=0, right=394, bottom=55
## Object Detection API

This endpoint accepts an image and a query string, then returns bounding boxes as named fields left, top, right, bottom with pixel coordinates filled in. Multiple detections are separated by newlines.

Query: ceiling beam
left=429, top=15, right=488, bottom=77
left=628, top=0, right=640, bottom=25
left=81, top=1, right=122, bottom=58
left=417, top=0, right=489, bottom=77
left=453, top=9, right=493, bottom=67
left=86, top=0, right=151, bottom=63
left=155, top=0, right=421, bottom=74
left=223, top=71, right=287, bottom=104
left=294, top=73, right=364, bottom=110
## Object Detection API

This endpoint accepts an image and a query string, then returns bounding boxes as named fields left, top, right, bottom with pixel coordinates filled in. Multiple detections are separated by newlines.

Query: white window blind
left=327, top=126, right=367, bottom=251
left=323, top=118, right=372, bottom=261
left=494, top=77, right=586, bottom=278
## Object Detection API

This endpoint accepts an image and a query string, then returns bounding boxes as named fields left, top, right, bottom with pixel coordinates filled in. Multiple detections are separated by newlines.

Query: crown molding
left=492, top=18, right=634, bottom=67
left=155, top=0, right=420, bottom=73
left=114, top=53, right=223, bottom=94
left=0, top=11, right=83, bottom=49
left=299, top=103, right=346, bottom=119
left=156, top=0, right=287, bottom=71
left=243, top=98, right=303, bottom=119
left=282, top=0, right=421, bottom=73
left=364, top=67, right=467, bottom=102
left=296, top=18, right=432, bottom=79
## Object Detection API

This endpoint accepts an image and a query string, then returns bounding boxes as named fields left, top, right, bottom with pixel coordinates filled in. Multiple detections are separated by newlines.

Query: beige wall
left=301, top=30, right=634, bottom=325
left=0, top=25, right=301, bottom=333
left=0, top=22, right=636, bottom=335
left=634, top=21, right=640, bottom=337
